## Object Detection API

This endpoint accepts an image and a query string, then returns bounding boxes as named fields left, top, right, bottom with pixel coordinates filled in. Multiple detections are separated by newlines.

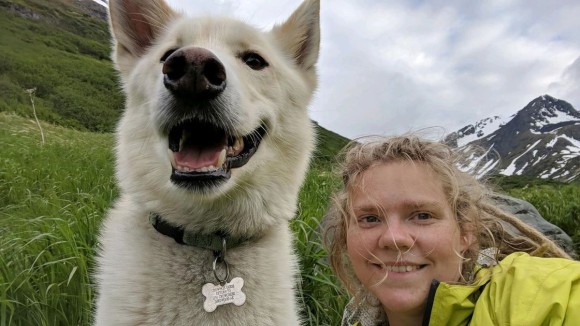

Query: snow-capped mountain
left=446, top=95, right=580, bottom=182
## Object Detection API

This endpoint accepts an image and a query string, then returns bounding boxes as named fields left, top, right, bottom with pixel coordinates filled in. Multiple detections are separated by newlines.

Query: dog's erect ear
left=108, top=0, right=177, bottom=74
left=272, top=0, right=320, bottom=72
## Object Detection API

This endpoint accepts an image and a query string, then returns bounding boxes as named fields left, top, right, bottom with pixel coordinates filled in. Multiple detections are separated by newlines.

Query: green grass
left=294, top=166, right=346, bottom=325
left=506, top=185, right=580, bottom=254
left=0, top=112, right=115, bottom=325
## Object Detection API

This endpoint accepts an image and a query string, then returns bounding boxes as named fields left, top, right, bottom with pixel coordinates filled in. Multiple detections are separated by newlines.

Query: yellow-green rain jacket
left=343, top=252, right=580, bottom=326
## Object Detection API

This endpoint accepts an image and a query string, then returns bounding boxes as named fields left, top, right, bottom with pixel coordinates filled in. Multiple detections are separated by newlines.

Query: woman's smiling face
left=346, top=161, right=471, bottom=317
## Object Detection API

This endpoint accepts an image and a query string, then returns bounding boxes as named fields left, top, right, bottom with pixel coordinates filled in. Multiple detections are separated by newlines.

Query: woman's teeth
left=382, top=265, right=421, bottom=273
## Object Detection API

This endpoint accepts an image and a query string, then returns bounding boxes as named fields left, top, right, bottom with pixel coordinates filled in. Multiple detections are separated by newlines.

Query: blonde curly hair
left=323, top=134, right=571, bottom=297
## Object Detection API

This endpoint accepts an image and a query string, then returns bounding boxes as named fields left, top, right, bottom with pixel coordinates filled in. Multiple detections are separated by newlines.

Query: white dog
left=94, top=0, right=320, bottom=324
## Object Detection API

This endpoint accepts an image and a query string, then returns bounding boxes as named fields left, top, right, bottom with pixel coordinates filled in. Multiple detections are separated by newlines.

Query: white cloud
left=165, top=0, right=580, bottom=138
left=549, top=56, right=580, bottom=109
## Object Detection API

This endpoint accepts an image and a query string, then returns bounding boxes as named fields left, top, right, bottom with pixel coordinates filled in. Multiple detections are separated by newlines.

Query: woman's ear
left=460, top=224, right=476, bottom=251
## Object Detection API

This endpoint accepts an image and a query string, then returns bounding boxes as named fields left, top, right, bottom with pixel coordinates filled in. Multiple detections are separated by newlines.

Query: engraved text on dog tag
left=202, top=277, right=246, bottom=312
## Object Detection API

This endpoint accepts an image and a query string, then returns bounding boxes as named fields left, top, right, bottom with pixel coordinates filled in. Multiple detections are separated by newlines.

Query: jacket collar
left=426, top=266, right=491, bottom=326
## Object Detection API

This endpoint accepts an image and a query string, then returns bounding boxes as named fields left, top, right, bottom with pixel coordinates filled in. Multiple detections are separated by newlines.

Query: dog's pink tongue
left=174, top=147, right=222, bottom=169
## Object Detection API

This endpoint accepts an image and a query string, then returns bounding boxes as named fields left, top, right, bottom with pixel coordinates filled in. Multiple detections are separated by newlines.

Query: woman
left=323, top=135, right=580, bottom=326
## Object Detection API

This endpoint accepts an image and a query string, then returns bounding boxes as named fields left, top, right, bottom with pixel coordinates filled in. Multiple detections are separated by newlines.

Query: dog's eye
left=241, top=52, right=269, bottom=70
left=160, top=49, right=178, bottom=63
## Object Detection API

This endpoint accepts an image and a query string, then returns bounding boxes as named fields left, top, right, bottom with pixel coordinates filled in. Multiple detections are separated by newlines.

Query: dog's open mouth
left=167, top=119, right=266, bottom=188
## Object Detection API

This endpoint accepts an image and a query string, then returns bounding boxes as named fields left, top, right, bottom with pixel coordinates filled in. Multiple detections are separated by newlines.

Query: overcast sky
left=163, top=0, right=580, bottom=139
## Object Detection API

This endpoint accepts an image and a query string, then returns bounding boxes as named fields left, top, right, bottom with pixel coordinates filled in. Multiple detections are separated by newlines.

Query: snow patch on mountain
left=458, top=144, right=500, bottom=178
left=456, top=115, right=511, bottom=147
left=531, top=104, right=580, bottom=130
left=500, top=140, right=542, bottom=176
left=559, top=135, right=580, bottom=151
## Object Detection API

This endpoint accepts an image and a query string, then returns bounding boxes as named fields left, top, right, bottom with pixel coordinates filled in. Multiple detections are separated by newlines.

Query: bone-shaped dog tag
left=202, top=277, right=246, bottom=312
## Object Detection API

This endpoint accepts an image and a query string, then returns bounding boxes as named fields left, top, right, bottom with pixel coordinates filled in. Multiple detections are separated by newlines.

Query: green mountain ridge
left=0, top=0, right=121, bottom=131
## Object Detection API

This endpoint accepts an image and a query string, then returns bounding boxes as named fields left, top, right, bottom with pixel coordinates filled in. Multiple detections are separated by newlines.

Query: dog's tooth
left=233, top=137, right=243, bottom=151
left=231, top=137, right=245, bottom=156
left=217, top=148, right=226, bottom=166
left=194, top=166, right=220, bottom=172
left=226, top=146, right=235, bottom=156
left=168, top=149, right=176, bottom=167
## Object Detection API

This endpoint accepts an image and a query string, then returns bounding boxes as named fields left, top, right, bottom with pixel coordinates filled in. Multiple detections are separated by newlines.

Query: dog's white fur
left=94, top=0, right=320, bottom=325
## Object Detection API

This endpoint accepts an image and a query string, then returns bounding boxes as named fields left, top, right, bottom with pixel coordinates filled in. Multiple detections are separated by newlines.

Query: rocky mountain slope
left=446, top=95, right=580, bottom=182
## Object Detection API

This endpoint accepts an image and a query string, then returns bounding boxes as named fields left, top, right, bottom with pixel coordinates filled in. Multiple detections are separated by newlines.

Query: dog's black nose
left=162, top=47, right=227, bottom=100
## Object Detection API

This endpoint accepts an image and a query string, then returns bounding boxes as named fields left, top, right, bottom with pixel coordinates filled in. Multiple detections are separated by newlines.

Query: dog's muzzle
left=161, top=46, right=267, bottom=190
left=167, top=120, right=266, bottom=190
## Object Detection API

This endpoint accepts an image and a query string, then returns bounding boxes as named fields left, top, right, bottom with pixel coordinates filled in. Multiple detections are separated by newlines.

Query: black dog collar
left=149, top=213, right=252, bottom=252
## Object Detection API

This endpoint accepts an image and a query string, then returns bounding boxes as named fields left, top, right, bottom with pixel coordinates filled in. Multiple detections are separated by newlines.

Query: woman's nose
left=378, top=218, right=416, bottom=251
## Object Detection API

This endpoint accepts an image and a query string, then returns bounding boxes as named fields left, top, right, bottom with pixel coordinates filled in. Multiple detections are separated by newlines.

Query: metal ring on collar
left=212, top=256, right=229, bottom=285
left=221, top=237, right=227, bottom=257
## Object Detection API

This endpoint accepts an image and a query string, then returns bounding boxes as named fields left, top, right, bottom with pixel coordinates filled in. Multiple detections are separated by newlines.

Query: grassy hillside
left=312, top=121, right=350, bottom=165
left=0, top=0, right=121, bottom=131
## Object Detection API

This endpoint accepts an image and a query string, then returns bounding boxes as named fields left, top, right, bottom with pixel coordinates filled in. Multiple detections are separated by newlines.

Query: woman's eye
left=414, top=212, right=432, bottom=221
left=241, top=52, right=269, bottom=70
left=359, top=215, right=380, bottom=224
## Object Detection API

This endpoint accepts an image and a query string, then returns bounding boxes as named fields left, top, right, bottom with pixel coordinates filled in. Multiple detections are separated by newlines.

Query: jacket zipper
left=421, top=280, right=440, bottom=326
